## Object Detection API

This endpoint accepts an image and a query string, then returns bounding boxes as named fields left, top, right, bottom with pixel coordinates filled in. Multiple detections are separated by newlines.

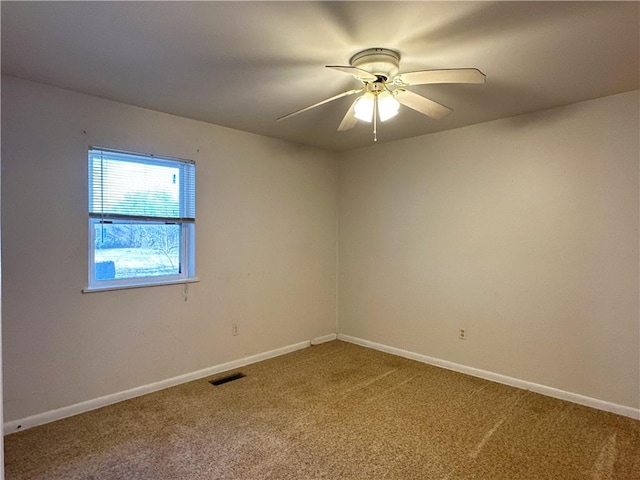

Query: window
left=87, top=147, right=196, bottom=290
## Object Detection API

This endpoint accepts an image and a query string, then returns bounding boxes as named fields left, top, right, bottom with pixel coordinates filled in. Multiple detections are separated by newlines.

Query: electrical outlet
left=232, top=323, right=239, bottom=336
left=459, top=328, right=466, bottom=340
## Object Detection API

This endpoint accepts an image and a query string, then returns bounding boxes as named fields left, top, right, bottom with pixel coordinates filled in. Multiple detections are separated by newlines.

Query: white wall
left=338, top=91, right=640, bottom=410
left=3, top=76, right=638, bottom=428
left=1, top=76, right=338, bottom=423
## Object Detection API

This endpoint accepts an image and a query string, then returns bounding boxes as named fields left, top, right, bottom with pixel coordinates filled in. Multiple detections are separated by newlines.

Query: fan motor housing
left=350, top=48, right=400, bottom=81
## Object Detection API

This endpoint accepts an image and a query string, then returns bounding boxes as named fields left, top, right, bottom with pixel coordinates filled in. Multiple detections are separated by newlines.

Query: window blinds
left=89, top=148, right=195, bottom=222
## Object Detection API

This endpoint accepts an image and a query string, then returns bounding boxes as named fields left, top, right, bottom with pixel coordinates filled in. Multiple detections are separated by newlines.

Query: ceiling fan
left=278, top=48, right=486, bottom=141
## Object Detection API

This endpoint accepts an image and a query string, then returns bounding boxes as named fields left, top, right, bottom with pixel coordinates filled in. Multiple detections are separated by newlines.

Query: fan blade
left=394, top=89, right=452, bottom=119
left=395, top=68, right=486, bottom=86
left=326, top=65, right=378, bottom=82
left=278, top=89, right=362, bottom=121
left=337, top=98, right=360, bottom=131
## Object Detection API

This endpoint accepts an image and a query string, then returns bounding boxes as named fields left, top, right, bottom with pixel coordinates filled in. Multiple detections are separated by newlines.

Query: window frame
left=84, top=147, right=197, bottom=292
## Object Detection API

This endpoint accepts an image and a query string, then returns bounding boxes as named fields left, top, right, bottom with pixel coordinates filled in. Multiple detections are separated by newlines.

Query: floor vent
left=209, top=372, right=246, bottom=386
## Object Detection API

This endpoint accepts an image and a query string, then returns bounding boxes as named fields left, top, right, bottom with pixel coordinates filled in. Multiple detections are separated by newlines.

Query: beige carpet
left=5, top=340, right=640, bottom=479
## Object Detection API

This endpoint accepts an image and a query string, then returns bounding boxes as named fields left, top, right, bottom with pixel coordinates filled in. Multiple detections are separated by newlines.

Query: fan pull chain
left=373, top=95, right=378, bottom=142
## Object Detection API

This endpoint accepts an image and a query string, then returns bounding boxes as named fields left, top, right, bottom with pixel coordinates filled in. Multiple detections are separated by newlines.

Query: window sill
left=82, top=277, right=200, bottom=293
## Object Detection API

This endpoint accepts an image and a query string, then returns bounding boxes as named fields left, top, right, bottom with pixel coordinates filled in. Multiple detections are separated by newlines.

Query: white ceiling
left=2, top=1, right=639, bottom=152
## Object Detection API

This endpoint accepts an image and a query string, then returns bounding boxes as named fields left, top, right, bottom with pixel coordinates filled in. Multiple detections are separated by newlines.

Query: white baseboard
left=4, top=339, right=315, bottom=434
left=311, top=333, right=337, bottom=345
left=337, top=334, right=640, bottom=420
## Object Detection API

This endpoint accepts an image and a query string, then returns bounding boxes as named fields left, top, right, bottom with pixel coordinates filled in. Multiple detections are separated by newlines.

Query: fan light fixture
left=354, top=93, right=375, bottom=122
left=377, top=91, right=400, bottom=121
left=354, top=91, right=400, bottom=124
left=352, top=90, right=401, bottom=141
left=277, top=47, right=486, bottom=143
